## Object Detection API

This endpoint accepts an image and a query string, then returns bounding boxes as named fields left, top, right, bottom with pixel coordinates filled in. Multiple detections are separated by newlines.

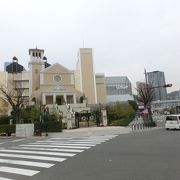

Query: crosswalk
left=0, top=134, right=117, bottom=180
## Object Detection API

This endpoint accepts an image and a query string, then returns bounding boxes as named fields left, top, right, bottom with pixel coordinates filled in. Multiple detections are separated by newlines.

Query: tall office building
left=75, top=48, right=97, bottom=104
left=147, top=71, right=167, bottom=101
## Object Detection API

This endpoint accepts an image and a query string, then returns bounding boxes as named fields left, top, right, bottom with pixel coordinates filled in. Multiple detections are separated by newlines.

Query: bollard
left=132, top=124, right=134, bottom=131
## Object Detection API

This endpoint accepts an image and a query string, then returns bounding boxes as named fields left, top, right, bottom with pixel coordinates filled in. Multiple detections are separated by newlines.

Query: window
left=166, top=116, right=178, bottom=121
left=53, top=75, right=61, bottom=82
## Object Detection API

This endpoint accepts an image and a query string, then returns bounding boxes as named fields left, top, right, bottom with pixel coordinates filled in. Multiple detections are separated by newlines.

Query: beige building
left=0, top=58, right=29, bottom=116
left=95, top=74, right=107, bottom=104
left=0, top=47, right=108, bottom=116
left=28, top=48, right=81, bottom=106
left=75, top=48, right=97, bottom=104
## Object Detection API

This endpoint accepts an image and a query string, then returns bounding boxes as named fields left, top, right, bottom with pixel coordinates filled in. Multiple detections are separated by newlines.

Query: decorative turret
left=12, top=56, right=18, bottom=63
left=43, top=56, right=51, bottom=68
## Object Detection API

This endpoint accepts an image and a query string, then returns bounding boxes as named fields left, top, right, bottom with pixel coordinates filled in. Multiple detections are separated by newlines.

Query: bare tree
left=0, top=80, right=29, bottom=123
left=136, top=83, right=154, bottom=107
left=136, top=83, right=154, bottom=124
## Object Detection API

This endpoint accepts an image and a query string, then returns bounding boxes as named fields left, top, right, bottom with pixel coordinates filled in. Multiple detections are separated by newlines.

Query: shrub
left=0, top=125, right=15, bottom=133
left=107, top=103, right=135, bottom=126
left=34, top=121, right=62, bottom=133
left=109, top=118, right=133, bottom=126
left=0, top=116, right=11, bottom=125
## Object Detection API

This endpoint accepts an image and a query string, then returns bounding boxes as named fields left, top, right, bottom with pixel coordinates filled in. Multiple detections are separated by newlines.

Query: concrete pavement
left=47, top=126, right=132, bottom=138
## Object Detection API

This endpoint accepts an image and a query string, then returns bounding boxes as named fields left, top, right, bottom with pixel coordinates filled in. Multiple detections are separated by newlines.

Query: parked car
left=165, top=115, right=180, bottom=130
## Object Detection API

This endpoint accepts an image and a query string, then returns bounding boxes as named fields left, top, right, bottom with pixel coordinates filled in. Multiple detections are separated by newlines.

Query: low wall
left=16, top=124, right=34, bottom=137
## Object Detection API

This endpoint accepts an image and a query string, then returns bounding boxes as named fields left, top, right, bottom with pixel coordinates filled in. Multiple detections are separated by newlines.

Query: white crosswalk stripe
left=0, top=149, right=76, bottom=157
left=0, top=177, right=14, bottom=180
left=0, top=166, right=39, bottom=176
left=0, top=158, right=54, bottom=168
left=0, top=153, right=66, bottom=162
left=30, top=142, right=96, bottom=146
left=20, top=144, right=91, bottom=149
left=68, top=140, right=106, bottom=143
left=36, top=140, right=103, bottom=144
left=50, top=137, right=73, bottom=140
left=12, top=146, right=84, bottom=152
left=0, top=134, right=117, bottom=179
left=12, top=139, right=25, bottom=142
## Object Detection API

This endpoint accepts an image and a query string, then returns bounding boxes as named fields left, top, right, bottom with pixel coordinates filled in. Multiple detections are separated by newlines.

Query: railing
left=131, top=123, right=153, bottom=131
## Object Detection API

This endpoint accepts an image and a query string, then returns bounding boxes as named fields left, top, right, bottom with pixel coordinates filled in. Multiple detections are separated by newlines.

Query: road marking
left=50, top=138, right=73, bottom=140
left=30, top=142, right=95, bottom=146
left=68, top=140, right=105, bottom=143
left=0, top=166, right=39, bottom=176
left=12, top=147, right=84, bottom=153
left=12, top=139, right=25, bottom=142
left=0, top=149, right=75, bottom=157
left=36, top=140, right=102, bottom=144
left=0, top=153, right=66, bottom=162
left=0, top=158, right=54, bottom=168
left=0, top=177, right=14, bottom=180
left=83, top=135, right=118, bottom=139
left=20, top=144, right=91, bottom=149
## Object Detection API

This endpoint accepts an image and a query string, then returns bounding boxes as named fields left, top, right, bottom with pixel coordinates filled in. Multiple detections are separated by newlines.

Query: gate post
left=101, top=109, right=107, bottom=126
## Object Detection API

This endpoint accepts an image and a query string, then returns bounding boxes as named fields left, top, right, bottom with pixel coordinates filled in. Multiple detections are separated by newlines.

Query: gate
left=75, top=111, right=102, bottom=128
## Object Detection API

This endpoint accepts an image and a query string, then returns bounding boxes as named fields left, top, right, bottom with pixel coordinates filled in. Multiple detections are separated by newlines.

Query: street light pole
left=144, top=68, right=153, bottom=124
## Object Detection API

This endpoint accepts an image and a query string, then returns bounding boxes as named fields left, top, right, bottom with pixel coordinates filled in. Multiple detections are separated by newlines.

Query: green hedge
left=0, top=116, right=11, bottom=125
left=0, top=125, right=15, bottom=133
left=109, top=118, right=133, bottom=126
left=34, top=121, right=62, bottom=133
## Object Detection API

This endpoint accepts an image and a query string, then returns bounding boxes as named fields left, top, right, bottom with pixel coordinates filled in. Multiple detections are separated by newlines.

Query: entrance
left=75, top=111, right=102, bottom=128
left=56, top=96, right=64, bottom=105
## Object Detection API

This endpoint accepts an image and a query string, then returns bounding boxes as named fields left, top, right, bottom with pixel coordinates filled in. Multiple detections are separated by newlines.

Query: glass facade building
left=105, top=76, right=133, bottom=102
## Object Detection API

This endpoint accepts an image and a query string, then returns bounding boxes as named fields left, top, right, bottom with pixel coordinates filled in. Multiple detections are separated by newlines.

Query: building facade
left=0, top=57, right=29, bottom=116
left=95, top=74, right=107, bottom=104
left=147, top=71, right=167, bottom=101
left=75, top=48, right=97, bottom=104
left=105, top=76, right=133, bottom=102
left=0, top=47, right=134, bottom=117
left=28, top=48, right=80, bottom=106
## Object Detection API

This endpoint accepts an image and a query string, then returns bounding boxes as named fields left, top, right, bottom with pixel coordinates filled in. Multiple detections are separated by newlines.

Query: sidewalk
left=47, top=126, right=132, bottom=138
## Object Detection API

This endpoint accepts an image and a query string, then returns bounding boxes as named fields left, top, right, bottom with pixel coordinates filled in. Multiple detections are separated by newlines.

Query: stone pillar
left=101, top=109, right=107, bottom=126
left=67, top=112, right=72, bottom=129
left=53, top=93, right=56, bottom=105
left=73, top=94, right=76, bottom=104
left=42, top=94, right=46, bottom=104
left=64, top=94, right=67, bottom=104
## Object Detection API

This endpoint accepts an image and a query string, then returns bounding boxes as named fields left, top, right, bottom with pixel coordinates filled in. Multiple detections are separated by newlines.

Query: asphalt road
left=1, top=128, right=180, bottom=180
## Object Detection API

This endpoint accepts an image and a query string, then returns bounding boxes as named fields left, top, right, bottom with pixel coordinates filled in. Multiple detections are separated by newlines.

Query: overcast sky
left=0, top=0, right=180, bottom=93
